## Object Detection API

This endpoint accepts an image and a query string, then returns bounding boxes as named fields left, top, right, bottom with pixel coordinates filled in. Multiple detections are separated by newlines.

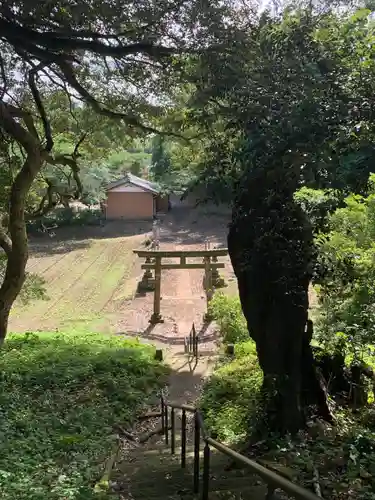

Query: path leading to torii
left=115, top=206, right=235, bottom=400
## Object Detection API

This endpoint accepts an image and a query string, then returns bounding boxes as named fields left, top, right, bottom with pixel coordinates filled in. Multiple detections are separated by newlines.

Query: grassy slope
left=0, top=331, right=168, bottom=500
left=9, top=234, right=142, bottom=333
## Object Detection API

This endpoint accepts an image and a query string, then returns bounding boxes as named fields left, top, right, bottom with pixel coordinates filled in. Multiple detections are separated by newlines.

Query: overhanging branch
left=0, top=18, right=178, bottom=61
left=0, top=102, right=39, bottom=153
left=58, top=62, right=185, bottom=139
left=28, top=62, right=53, bottom=152
left=59, top=62, right=164, bottom=134
left=58, top=61, right=164, bottom=134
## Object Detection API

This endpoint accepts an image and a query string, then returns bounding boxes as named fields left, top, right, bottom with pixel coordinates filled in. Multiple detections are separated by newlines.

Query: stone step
left=112, top=472, right=267, bottom=499
left=112, top=452, right=266, bottom=500
left=116, top=447, right=239, bottom=474
left=111, top=488, right=267, bottom=500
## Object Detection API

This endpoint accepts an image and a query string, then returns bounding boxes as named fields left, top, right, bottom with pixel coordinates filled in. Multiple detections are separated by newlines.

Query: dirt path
left=115, top=208, right=234, bottom=404
left=115, top=211, right=226, bottom=350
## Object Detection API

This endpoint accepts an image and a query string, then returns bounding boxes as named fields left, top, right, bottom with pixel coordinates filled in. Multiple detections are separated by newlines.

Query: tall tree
left=0, top=0, right=250, bottom=342
left=189, top=5, right=375, bottom=432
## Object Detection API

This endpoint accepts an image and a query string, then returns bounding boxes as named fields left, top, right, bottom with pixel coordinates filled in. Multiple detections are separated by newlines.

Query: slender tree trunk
left=228, top=182, right=331, bottom=434
left=0, top=153, right=42, bottom=344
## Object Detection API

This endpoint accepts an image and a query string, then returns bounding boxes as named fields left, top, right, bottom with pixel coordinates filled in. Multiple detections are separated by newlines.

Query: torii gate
left=133, top=247, right=228, bottom=324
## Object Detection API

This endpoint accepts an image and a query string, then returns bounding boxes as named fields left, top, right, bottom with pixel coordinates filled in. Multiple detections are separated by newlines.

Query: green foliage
left=27, top=208, right=104, bottom=234
left=202, top=293, right=262, bottom=441
left=106, top=148, right=151, bottom=174
left=185, top=5, right=375, bottom=204
left=265, top=410, right=375, bottom=499
left=208, top=292, right=248, bottom=344
left=150, top=135, right=172, bottom=181
left=200, top=340, right=262, bottom=443
left=0, top=331, right=168, bottom=500
left=315, top=181, right=375, bottom=358
left=294, top=187, right=341, bottom=233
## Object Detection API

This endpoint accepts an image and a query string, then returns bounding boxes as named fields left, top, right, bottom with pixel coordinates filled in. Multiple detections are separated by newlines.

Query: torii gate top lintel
left=133, top=248, right=228, bottom=258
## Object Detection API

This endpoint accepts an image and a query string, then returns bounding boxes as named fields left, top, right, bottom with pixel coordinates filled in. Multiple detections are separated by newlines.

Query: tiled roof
left=106, top=173, right=160, bottom=194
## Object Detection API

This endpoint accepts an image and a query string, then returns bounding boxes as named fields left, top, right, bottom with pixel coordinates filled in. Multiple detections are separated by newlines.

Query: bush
left=202, top=294, right=261, bottom=441
left=27, top=208, right=104, bottom=234
left=208, top=292, right=248, bottom=344
left=314, top=186, right=375, bottom=359
left=0, top=331, right=168, bottom=500
left=294, top=187, right=341, bottom=233
left=200, top=340, right=262, bottom=443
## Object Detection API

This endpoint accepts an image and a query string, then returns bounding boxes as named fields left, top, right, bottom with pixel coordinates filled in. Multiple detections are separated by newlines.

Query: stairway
left=106, top=337, right=312, bottom=499
left=110, top=437, right=268, bottom=499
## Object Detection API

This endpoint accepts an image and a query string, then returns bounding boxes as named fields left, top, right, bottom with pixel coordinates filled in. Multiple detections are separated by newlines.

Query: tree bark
left=0, top=153, right=42, bottom=344
left=228, top=178, right=331, bottom=434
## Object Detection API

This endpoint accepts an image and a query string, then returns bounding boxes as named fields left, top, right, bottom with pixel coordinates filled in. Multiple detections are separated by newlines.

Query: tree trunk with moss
left=227, top=173, right=331, bottom=433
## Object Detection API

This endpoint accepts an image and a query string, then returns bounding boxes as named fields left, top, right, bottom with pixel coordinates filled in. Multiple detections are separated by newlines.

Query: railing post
left=165, top=405, right=169, bottom=445
left=192, top=323, right=197, bottom=356
left=181, top=409, right=187, bottom=468
left=171, top=407, right=176, bottom=455
left=193, top=412, right=200, bottom=494
left=193, top=324, right=198, bottom=358
left=161, top=397, right=165, bottom=435
left=202, top=442, right=210, bottom=500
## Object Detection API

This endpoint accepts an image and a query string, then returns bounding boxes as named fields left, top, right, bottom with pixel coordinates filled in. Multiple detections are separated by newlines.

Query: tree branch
left=32, top=179, right=56, bottom=217
left=47, top=153, right=83, bottom=199
left=57, top=61, right=184, bottom=138
left=28, top=63, right=53, bottom=152
left=73, top=133, right=87, bottom=158
left=0, top=102, right=39, bottom=153
left=0, top=54, right=7, bottom=100
left=0, top=18, right=178, bottom=61
left=57, top=61, right=158, bottom=132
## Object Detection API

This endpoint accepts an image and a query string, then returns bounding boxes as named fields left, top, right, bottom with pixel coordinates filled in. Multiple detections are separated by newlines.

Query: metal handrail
left=160, top=394, right=323, bottom=500
left=184, top=323, right=198, bottom=359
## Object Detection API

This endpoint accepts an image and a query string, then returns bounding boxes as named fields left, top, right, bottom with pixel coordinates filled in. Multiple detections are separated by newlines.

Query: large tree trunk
left=0, top=153, right=42, bottom=344
left=228, top=177, right=331, bottom=434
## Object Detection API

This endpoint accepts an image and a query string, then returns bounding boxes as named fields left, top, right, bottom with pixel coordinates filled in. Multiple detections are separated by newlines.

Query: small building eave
left=106, top=173, right=160, bottom=195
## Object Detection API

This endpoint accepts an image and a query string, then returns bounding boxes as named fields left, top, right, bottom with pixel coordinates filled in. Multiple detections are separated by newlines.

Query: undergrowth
left=202, top=292, right=262, bottom=441
left=208, top=292, right=248, bottom=344
left=264, top=410, right=375, bottom=499
left=200, top=340, right=262, bottom=443
left=202, top=292, right=375, bottom=499
left=0, top=331, right=168, bottom=500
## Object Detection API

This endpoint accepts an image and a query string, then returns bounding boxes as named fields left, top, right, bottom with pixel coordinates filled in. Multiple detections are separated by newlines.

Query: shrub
left=208, top=292, right=248, bottom=344
left=0, top=331, right=168, bottom=500
left=294, top=187, right=341, bottom=234
left=200, top=340, right=262, bottom=443
left=314, top=184, right=375, bottom=361
left=27, top=208, right=104, bottom=234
